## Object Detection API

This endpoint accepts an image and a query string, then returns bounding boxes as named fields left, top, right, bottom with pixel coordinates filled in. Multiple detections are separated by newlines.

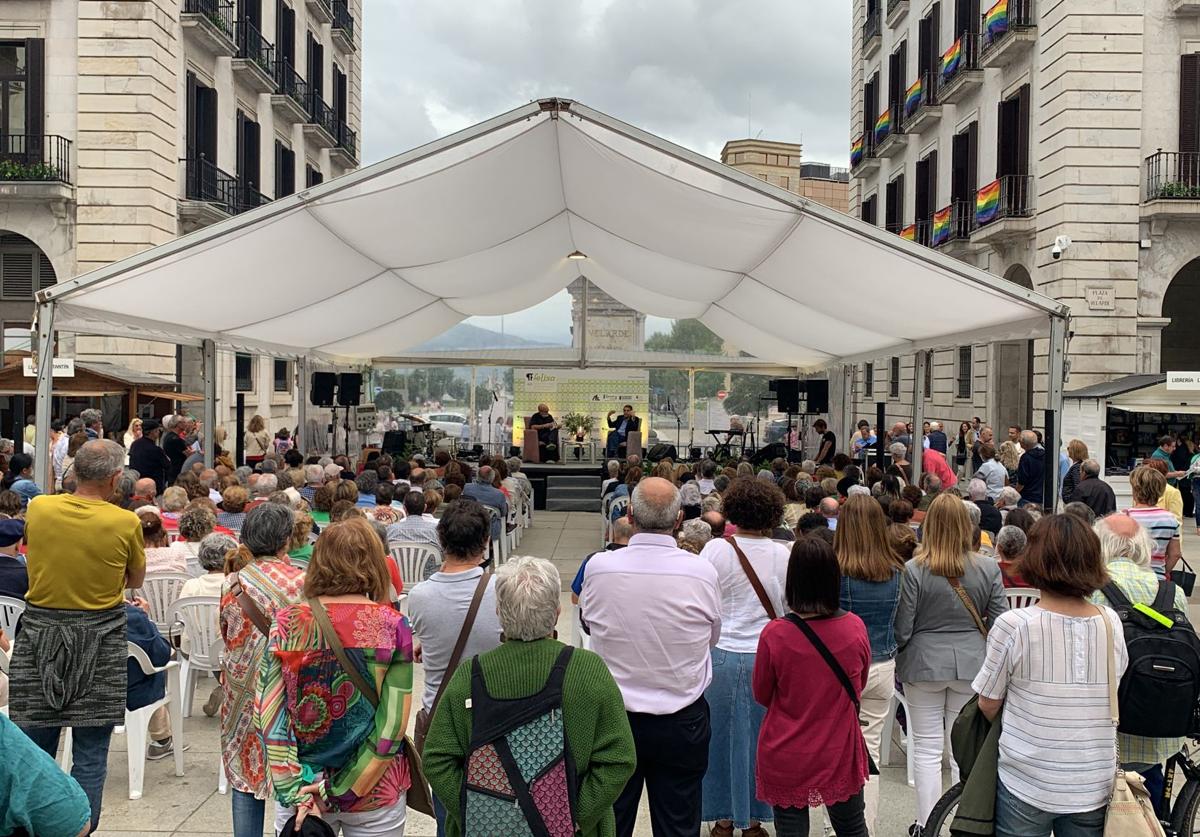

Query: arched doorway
left=994, top=263, right=1034, bottom=433
left=0, top=231, right=56, bottom=358
left=1004, top=263, right=1033, bottom=289
left=1162, top=257, right=1200, bottom=373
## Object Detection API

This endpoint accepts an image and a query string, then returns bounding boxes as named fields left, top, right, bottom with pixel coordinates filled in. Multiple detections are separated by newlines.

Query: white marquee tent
left=30, top=98, right=1069, bottom=495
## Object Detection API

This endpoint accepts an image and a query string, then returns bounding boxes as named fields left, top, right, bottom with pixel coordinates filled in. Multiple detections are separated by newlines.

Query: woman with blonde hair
left=998, top=440, right=1022, bottom=481
left=1061, top=438, right=1088, bottom=503
left=894, top=492, right=1007, bottom=835
left=243, top=415, right=271, bottom=469
left=652, top=459, right=676, bottom=484
left=123, top=418, right=143, bottom=464
left=833, top=494, right=904, bottom=833
left=258, top=517, right=414, bottom=833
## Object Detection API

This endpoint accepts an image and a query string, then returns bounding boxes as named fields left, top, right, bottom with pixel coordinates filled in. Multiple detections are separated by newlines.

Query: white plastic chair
left=132, top=573, right=192, bottom=634
left=171, top=596, right=222, bottom=718
left=62, top=642, right=184, bottom=799
left=0, top=595, right=24, bottom=636
left=0, top=645, right=9, bottom=716
left=880, top=689, right=915, bottom=788
left=388, top=542, right=441, bottom=591
left=1006, top=587, right=1041, bottom=610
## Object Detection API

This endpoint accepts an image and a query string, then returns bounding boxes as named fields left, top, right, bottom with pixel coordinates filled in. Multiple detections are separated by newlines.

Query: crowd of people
left=0, top=406, right=1198, bottom=837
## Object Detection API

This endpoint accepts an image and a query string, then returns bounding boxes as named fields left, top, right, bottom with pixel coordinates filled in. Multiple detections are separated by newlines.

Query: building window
left=273, top=358, right=292, bottom=393
left=863, top=362, right=874, bottom=398
left=957, top=346, right=973, bottom=398
left=2, top=321, right=31, bottom=365
left=306, top=163, right=323, bottom=187
left=0, top=39, right=42, bottom=142
left=275, top=140, right=295, bottom=198
left=889, top=356, right=900, bottom=398
left=923, top=351, right=932, bottom=399
left=235, top=353, right=255, bottom=392
left=779, top=175, right=790, bottom=190
left=861, top=194, right=878, bottom=225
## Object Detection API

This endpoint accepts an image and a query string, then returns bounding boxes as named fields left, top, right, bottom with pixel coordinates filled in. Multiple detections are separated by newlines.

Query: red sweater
left=753, top=612, right=871, bottom=808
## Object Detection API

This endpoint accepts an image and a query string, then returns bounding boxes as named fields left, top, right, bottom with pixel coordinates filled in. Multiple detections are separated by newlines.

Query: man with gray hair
left=252, top=473, right=277, bottom=499
left=80, top=407, right=103, bottom=440
left=995, top=525, right=1028, bottom=585
left=11, top=440, right=144, bottom=830
left=462, top=465, right=508, bottom=541
left=968, top=478, right=1003, bottom=535
left=1015, top=428, right=1046, bottom=508
left=580, top=477, right=720, bottom=837
left=299, top=464, right=324, bottom=503
left=820, top=495, right=840, bottom=530
left=1073, top=458, right=1117, bottom=519
left=602, top=459, right=622, bottom=498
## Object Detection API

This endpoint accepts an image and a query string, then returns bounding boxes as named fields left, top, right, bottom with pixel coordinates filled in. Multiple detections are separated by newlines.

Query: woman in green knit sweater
left=423, top=556, right=636, bottom=837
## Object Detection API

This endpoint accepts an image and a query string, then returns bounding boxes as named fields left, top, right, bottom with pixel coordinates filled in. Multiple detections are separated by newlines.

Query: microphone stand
left=666, top=397, right=682, bottom=458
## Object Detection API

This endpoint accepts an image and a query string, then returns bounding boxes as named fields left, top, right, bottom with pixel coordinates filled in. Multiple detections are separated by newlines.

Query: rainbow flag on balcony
left=932, top=206, right=952, bottom=246
left=875, top=108, right=892, bottom=144
left=985, top=0, right=1009, bottom=43
left=851, top=135, right=865, bottom=167
left=941, top=37, right=963, bottom=82
left=900, top=224, right=916, bottom=241
left=976, top=178, right=1001, bottom=225
left=904, top=77, right=923, bottom=117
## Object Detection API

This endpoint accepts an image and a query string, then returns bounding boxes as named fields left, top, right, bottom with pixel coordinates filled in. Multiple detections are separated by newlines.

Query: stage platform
left=521, top=462, right=603, bottom=511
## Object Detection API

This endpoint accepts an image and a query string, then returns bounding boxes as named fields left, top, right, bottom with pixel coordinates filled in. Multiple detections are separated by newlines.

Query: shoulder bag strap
left=1098, top=604, right=1119, bottom=727
left=725, top=536, right=778, bottom=620
left=784, top=613, right=859, bottom=710
left=429, top=571, right=491, bottom=717
left=947, top=576, right=988, bottom=637
left=231, top=572, right=272, bottom=636
left=309, top=597, right=379, bottom=708
left=1152, top=579, right=1179, bottom=614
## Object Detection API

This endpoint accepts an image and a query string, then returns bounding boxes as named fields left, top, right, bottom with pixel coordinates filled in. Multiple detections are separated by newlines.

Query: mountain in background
left=412, top=322, right=560, bottom=351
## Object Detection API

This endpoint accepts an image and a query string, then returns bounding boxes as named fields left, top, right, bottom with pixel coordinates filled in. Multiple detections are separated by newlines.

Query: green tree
left=374, top=389, right=404, bottom=411
left=720, top=373, right=774, bottom=418
left=645, top=320, right=724, bottom=409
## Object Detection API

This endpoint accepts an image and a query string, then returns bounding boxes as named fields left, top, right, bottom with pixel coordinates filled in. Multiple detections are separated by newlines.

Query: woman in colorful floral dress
left=258, top=516, right=415, bottom=836
left=220, top=503, right=306, bottom=837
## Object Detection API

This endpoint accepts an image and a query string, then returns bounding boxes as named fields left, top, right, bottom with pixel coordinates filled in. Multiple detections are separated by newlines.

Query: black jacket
left=163, top=431, right=188, bottom=484
left=129, top=436, right=170, bottom=495
left=607, top=413, right=641, bottom=433
left=1075, top=477, right=1118, bottom=518
left=976, top=498, right=1003, bottom=536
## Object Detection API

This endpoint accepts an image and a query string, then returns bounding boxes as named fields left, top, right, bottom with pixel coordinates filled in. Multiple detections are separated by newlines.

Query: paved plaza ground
left=89, top=511, right=1200, bottom=836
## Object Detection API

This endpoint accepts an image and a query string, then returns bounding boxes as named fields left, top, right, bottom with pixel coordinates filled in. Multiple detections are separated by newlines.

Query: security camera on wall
left=1051, top=235, right=1072, bottom=260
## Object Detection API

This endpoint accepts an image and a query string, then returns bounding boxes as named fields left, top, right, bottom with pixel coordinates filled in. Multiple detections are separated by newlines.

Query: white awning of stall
left=40, top=98, right=1068, bottom=372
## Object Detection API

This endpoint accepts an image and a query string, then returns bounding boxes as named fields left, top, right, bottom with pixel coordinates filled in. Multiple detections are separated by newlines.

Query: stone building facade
left=0, top=0, right=361, bottom=442
left=845, top=0, right=1200, bottom=440
left=722, top=138, right=851, bottom=213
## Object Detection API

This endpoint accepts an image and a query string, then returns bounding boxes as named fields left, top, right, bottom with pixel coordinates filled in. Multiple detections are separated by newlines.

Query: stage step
left=548, top=475, right=598, bottom=489
left=546, top=474, right=601, bottom=512
left=546, top=498, right=601, bottom=512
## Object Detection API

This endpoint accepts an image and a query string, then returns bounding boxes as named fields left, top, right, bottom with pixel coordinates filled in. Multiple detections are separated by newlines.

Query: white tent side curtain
left=41, top=98, right=1068, bottom=371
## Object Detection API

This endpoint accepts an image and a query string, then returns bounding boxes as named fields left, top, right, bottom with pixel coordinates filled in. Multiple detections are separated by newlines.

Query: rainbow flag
left=874, top=108, right=892, bottom=144
left=976, top=178, right=1001, bottom=225
left=941, top=37, right=962, bottom=82
left=985, top=0, right=1009, bottom=43
left=932, top=206, right=952, bottom=246
left=904, top=77, right=923, bottom=117
left=900, top=224, right=916, bottom=241
left=851, top=135, right=864, bottom=167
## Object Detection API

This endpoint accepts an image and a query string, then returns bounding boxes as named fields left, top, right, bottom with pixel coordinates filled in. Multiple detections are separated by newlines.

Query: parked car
left=424, top=412, right=469, bottom=439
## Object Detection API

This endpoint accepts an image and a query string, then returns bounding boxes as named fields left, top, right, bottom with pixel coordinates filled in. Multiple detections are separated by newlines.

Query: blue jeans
left=1192, top=478, right=1200, bottom=528
left=995, top=780, right=1105, bottom=837
left=606, top=431, right=626, bottom=458
left=433, top=795, right=447, bottom=837
left=702, top=648, right=772, bottom=828
left=231, top=789, right=265, bottom=837
left=21, top=724, right=115, bottom=833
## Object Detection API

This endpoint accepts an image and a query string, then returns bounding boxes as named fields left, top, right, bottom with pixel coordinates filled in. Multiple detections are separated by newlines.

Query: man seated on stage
left=528, top=403, right=560, bottom=462
left=605, top=404, right=641, bottom=458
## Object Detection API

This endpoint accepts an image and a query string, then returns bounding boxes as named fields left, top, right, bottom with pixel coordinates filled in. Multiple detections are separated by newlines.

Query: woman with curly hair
left=699, top=477, right=790, bottom=837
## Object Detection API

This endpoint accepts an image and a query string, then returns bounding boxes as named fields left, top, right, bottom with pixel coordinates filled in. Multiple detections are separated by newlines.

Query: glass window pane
left=0, top=44, right=26, bottom=78
left=273, top=359, right=290, bottom=392
left=235, top=353, right=253, bottom=391
left=6, top=81, right=25, bottom=136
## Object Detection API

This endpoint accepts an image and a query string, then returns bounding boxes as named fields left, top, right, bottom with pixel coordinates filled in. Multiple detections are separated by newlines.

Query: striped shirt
left=1125, top=506, right=1181, bottom=578
left=972, top=606, right=1128, bottom=814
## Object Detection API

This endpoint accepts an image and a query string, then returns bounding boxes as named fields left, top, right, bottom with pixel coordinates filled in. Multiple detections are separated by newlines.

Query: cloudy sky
left=361, top=0, right=852, bottom=343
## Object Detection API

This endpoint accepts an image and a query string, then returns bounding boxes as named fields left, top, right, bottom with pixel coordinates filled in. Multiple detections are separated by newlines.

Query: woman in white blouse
left=973, top=514, right=1127, bottom=837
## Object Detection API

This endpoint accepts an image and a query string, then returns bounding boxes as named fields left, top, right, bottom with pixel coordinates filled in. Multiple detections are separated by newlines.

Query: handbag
left=229, top=572, right=272, bottom=636
left=784, top=613, right=879, bottom=776
left=725, top=536, right=778, bottom=620
left=1098, top=604, right=1166, bottom=837
left=308, top=598, right=434, bottom=818
left=413, top=570, right=491, bottom=754
left=1171, top=557, right=1197, bottom=598
left=947, top=576, right=989, bottom=637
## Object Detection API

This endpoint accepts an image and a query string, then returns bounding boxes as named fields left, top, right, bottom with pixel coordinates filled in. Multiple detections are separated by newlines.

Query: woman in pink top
left=138, top=511, right=186, bottom=575
left=753, top=536, right=871, bottom=837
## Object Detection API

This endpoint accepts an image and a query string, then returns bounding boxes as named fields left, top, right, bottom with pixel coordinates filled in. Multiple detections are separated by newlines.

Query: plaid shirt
left=1090, top=559, right=1189, bottom=766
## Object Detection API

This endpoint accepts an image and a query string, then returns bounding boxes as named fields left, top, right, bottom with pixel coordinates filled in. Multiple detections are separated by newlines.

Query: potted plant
left=561, top=412, right=595, bottom=438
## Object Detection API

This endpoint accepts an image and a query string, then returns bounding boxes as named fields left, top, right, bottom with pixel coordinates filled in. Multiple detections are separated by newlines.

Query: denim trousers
left=232, top=789, right=266, bottom=837
left=773, top=790, right=868, bottom=837
left=22, top=724, right=114, bottom=833
left=995, top=780, right=1105, bottom=837
left=1192, top=479, right=1200, bottom=528
left=702, top=648, right=773, bottom=828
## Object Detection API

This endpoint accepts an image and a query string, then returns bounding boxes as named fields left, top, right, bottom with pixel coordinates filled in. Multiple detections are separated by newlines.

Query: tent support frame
left=912, top=350, right=926, bottom=487
left=1046, top=313, right=1068, bottom=510
left=33, top=300, right=55, bottom=491
left=202, top=339, right=216, bottom=468
left=297, top=356, right=309, bottom=453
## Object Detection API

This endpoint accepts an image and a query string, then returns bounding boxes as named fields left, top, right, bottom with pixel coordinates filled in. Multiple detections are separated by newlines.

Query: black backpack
left=1102, top=580, right=1200, bottom=738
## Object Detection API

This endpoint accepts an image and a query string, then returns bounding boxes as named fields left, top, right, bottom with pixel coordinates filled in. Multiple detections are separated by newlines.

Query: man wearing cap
left=129, top=419, right=170, bottom=496
left=0, top=518, right=27, bottom=602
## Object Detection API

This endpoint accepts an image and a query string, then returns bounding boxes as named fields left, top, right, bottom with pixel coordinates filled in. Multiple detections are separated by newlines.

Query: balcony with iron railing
left=181, top=155, right=238, bottom=230
left=304, top=93, right=338, bottom=147
left=902, top=69, right=941, bottom=133
left=935, top=200, right=977, bottom=252
left=181, top=0, right=236, bottom=55
left=875, top=102, right=907, bottom=158
left=237, top=182, right=271, bottom=214
left=0, top=134, right=73, bottom=203
left=330, top=120, right=358, bottom=167
left=980, top=0, right=1036, bottom=68
left=850, top=132, right=880, bottom=176
left=886, top=0, right=909, bottom=26
left=332, top=0, right=356, bottom=52
left=863, top=8, right=882, bottom=58
left=306, top=0, right=333, bottom=24
left=1144, top=150, right=1200, bottom=219
left=972, top=174, right=1035, bottom=243
left=271, top=59, right=311, bottom=124
left=938, top=31, right=984, bottom=103
left=234, top=18, right=276, bottom=92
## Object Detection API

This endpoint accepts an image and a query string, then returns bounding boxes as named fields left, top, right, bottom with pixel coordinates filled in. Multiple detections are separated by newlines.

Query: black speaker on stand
left=804, top=380, right=829, bottom=414
left=310, top=372, right=336, bottom=407
left=337, top=373, right=363, bottom=406
left=773, top=379, right=800, bottom=413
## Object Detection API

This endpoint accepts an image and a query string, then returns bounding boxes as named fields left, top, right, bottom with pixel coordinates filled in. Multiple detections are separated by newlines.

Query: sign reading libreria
left=512, top=368, right=650, bottom=446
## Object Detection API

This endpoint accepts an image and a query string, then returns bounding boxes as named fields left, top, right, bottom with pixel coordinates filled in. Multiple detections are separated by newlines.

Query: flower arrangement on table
left=561, top=412, right=596, bottom=440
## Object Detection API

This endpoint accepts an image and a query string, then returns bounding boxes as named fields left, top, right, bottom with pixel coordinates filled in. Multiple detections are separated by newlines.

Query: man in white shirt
left=696, top=460, right=717, bottom=496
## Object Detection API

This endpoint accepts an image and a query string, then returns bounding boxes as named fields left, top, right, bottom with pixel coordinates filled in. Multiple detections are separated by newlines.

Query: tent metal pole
left=202, top=339, right=216, bottom=468
left=33, top=301, right=54, bottom=490
left=579, top=276, right=589, bottom=369
left=296, top=356, right=309, bottom=454
left=688, top=369, right=696, bottom=453
left=469, top=367, right=478, bottom=446
left=1045, top=314, right=1068, bottom=510
left=912, top=350, right=926, bottom=486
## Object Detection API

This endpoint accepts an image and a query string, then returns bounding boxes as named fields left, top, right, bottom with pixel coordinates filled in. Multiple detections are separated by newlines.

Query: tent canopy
left=42, top=98, right=1067, bottom=371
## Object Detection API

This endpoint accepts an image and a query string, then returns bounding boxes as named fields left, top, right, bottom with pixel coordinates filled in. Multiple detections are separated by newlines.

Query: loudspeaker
left=804, top=380, right=829, bottom=414
left=382, top=430, right=407, bottom=455
left=310, top=372, right=336, bottom=407
left=774, top=379, right=800, bottom=413
left=647, top=443, right=678, bottom=462
left=336, top=372, right=363, bottom=406
left=689, top=446, right=703, bottom=461
left=752, top=442, right=788, bottom=466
